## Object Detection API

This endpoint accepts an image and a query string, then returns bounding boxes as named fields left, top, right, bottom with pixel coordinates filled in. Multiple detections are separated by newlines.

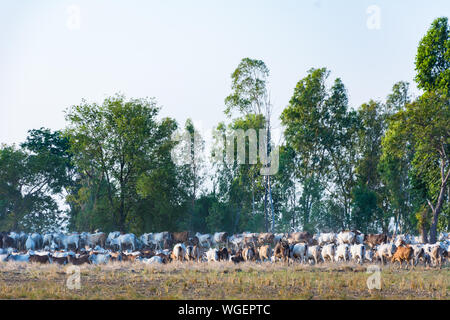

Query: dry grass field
left=0, top=261, right=448, bottom=300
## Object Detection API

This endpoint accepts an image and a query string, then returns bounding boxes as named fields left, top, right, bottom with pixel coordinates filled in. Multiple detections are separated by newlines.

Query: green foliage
left=415, top=17, right=450, bottom=94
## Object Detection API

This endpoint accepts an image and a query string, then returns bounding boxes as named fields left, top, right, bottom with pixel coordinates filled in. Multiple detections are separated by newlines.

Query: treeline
left=0, top=17, right=449, bottom=242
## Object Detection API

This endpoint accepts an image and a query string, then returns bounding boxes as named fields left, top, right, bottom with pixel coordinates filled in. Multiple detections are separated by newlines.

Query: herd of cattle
left=0, top=230, right=449, bottom=268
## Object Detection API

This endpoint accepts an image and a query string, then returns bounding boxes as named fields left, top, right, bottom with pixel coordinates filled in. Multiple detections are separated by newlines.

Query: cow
left=218, top=247, right=229, bottom=261
left=121, top=251, right=142, bottom=262
left=258, top=245, right=272, bottom=262
left=213, top=232, right=228, bottom=247
left=68, top=253, right=91, bottom=265
left=171, top=243, right=186, bottom=262
left=229, top=249, right=244, bottom=263
left=2, top=233, right=15, bottom=249
left=273, top=240, right=290, bottom=263
left=109, top=234, right=137, bottom=251
left=257, top=233, right=274, bottom=246
left=29, top=252, right=51, bottom=264
left=242, top=246, right=256, bottom=262
left=51, top=255, right=69, bottom=265
left=288, top=232, right=312, bottom=245
left=306, top=245, right=321, bottom=265
left=335, top=244, right=350, bottom=262
left=229, top=234, right=244, bottom=250
left=364, top=234, right=388, bottom=248
left=410, top=244, right=425, bottom=266
left=206, top=248, right=219, bottom=262
left=321, top=244, right=335, bottom=262
left=143, top=256, right=164, bottom=264
left=153, top=232, right=172, bottom=249
left=337, top=231, right=355, bottom=245
left=61, top=234, right=80, bottom=251
left=172, top=231, right=189, bottom=244
left=391, top=245, right=414, bottom=268
left=87, top=232, right=106, bottom=248
left=89, top=253, right=111, bottom=264
left=290, top=243, right=307, bottom=263
left=243, top=233, right=258, bottom=248
left=194, top=233, right=213, bottom=248
left=317, top=233, right=336, bottom=246
left=185, top=245, right=201, bottom=262
left=375, top=243, right=396, bottom=265
left=8, top=253, right=29, bottom=262
left=423, top=244, right=444, bottom=267
left=350, top=244, right=365, bottom=264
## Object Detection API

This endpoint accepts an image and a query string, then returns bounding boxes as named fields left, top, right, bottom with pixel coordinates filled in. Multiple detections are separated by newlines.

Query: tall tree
left=65, top=94, right=177, bottom=232
left=224, top=58, right=275, bottom=231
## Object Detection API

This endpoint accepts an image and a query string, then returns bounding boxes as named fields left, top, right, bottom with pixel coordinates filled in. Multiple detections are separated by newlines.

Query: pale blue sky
left=1, top=0, right=449, bottom=145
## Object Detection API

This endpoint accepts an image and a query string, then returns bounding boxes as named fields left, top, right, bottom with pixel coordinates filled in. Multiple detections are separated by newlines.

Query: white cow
left=290, top=243, right=308, bottom=263
left=306, top=245, right=321, bottom=264
left=337, top=231, right=355, bottom=245
left=171, top=243, right=186, bottom=261
left=321, top=244, right=335, bottom=262
left=364, top=246, right=374, bottom=262
left=335, top=244, right=350, bottom=262
left=317, top=233, right=336, bottom=246
left=350, top=244, right=365, bottom=264
left=375, top=243, right=396, bottom=265
left=195, top=232, right=213, bottom=248
left=206, top=248, right=219, bottom=262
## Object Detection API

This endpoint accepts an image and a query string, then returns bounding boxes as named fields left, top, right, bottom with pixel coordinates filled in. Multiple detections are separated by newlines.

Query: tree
left=224, top=58, right=275, bottom=231
left=415, top=17, right=450, bottom=94
left=65, top=94, right=178, bottom=232
left=383, top=91, right=449, bottom=243
left=281, top=68, right=360, bottom=231
left=0, top=129, right=71, bottom=232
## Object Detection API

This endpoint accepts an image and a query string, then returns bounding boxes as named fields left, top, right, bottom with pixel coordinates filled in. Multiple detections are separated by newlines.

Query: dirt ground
left=0, top=261, right=448, bottom=299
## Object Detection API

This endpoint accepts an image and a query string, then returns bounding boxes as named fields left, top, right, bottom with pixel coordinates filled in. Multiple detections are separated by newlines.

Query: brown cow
left=242, top=246, right=256, bottom=261
left=258, top=233, right=274, bottom=246
left=288, top=232, right=312, bottom=245
left=230, top=249, right=244, bottom=263
left=365, top=234, right=388, bottom=248
left=156, top=252, right=171, bottom=264
left=121, top=252, right=141, bottom=262
left=391, top=245, right=414, bottom=268
left=29, top=254, right=50, bottom=264
left=274, top=240, right=290, bottom=262
left=51, top=255, right=68, bottom=265
left=172, top=231, right=189, bottom=244
left=68, top=254, right=91, bottom=265
left=185, top=245, right=201, bottom=262
left=258, top=245, right=272, bottom=261
left=218, top=247, right=229, bottom=261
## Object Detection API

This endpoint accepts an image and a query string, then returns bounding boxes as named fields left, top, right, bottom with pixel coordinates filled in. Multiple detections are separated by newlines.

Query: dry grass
left=0, top=261, right=448, bottom=299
